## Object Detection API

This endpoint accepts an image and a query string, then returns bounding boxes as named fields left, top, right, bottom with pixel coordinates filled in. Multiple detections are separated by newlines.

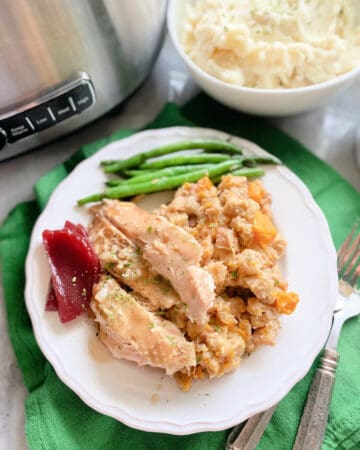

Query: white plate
left=25, top=127, right=338, bottom=435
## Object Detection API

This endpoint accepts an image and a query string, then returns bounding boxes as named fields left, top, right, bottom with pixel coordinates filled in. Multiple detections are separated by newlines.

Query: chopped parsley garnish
left=146, top=226, right=152, bottom=233
left=167, top=335, right=177, bottom=346
left=149, top=322, right=155, bottom=330
left=231, top=270, right=238, bottom=279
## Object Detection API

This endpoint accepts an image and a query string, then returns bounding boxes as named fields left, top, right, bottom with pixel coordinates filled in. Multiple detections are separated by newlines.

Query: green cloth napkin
left=1, top=93, right=359, bottom=450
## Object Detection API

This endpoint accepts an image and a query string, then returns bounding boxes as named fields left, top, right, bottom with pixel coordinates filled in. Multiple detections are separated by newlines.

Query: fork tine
left=348, top=265, right=360, bottom=288
left=337, top=219, right=360, bottom=271
left=342, top=234, right=360, bottom=277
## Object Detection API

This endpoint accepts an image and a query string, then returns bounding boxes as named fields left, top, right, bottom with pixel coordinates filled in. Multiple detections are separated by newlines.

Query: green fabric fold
left=0, top=94, right=359, bottom=450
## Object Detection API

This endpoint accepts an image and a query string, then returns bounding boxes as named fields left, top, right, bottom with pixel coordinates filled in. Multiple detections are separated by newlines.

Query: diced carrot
left=174, top=372, right=192, bottom=392
left=198, top=178, right=214, bottom=200
left=252, top=210, right=277, bottom=246
left=193, top=365, right=206, bottom=379
left=198, top=176, right=213, bottom=190
left=248, top=180, right=265, bottom=203
left=233, top=319, right=252, bottom=342
left=273, top=291, right=299, bottom=314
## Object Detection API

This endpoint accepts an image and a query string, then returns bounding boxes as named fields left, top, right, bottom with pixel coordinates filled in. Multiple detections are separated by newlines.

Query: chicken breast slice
left=91, top=275, right=196, bottom=375
left=88, top=213, right=178, bottom=309
left=100, top=200, right=215, bottom=323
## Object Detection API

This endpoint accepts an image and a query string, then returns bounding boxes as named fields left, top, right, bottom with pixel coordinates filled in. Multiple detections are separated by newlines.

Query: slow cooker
left=0, top=0, right=167, bottom=161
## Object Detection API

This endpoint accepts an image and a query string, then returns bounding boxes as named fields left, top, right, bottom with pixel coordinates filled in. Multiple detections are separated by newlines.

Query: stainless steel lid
left=0, top=0, right=167, bottom=160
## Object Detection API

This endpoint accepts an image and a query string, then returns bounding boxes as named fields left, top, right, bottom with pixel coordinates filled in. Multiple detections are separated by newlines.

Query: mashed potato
left=182, top=0, right=360, bottom=88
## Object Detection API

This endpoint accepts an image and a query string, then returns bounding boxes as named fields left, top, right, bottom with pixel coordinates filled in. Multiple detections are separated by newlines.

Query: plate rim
left=25, top=126, right=338, bottom=435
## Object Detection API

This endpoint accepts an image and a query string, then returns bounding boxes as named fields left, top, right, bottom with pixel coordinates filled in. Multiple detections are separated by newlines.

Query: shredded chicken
left=89, top=212, right=178, bottom=309
left=89, top=175, right=299, bottom=390
left=97, top=200, right=215, bottom=324
left=91, top=275, right=196, bottom=375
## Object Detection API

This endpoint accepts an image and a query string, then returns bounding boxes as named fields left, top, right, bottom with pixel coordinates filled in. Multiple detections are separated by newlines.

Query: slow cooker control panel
left=0, top=128, right=7, bottom=150
left=0, top=76, right=95, bottom=150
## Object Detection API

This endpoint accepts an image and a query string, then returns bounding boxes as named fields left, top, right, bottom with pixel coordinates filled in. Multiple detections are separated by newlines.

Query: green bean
left=139, top=154, right=231, bottom=170
left=211, top=167, right=265, bottom=184
left=105, top=179, right=125, bottom=187
left=106, top=164, right=215, bottom=187
left=203, top=144, right=243, bottom=155
left=138, top=154, right=279, bottom=171
left=105, top=169, right=151, bottom=187
left=101, top=139, right=243, bottom=173
left=78, top=160, right=242, bottom=205
left=123, top=169, right=151, bottom=176
left=100, top=160, right=120, bottom=166
left=231, top=166, right=265, bottom=177
left=124, top=162, right=219, bottom=177
left=106, top=154, right=276, bottom=187
left=241, top=155, right=281, bottom=166
left=105, top=179, right=121, bottom=187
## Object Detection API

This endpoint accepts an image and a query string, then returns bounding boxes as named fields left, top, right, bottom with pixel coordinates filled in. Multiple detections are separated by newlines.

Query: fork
left=292, top=220, right=360, bottom=450
left=226, top=220, right=360, bottom=450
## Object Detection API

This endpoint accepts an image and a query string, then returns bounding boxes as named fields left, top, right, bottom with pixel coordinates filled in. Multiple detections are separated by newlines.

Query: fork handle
left=293, top=347, right=339, bottom=450
left=226, top=404, right=278, bottom=450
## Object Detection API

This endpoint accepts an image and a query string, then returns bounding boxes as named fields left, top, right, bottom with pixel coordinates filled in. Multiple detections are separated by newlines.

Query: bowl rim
left=167, top=0, right=360, bottom=95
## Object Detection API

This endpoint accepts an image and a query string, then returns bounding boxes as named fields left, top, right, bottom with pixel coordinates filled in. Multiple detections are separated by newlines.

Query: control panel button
left=68, top=84, right=94, bottom=113
left=0, top=114, right=34, bottom=143
left=48, top=96, right=74, bottom=123
left=27, top=105, right=55, bottom=131
left=0, top=128, right=7, bottom=150
left=0, top=79, right=95, bottom=144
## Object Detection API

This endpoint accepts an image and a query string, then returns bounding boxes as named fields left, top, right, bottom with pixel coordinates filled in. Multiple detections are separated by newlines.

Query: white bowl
left=167, top=0, right=360, bottom=117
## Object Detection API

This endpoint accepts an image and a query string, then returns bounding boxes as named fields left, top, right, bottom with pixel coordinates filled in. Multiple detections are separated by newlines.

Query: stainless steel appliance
left=0, top=0, right=167, bottom=161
